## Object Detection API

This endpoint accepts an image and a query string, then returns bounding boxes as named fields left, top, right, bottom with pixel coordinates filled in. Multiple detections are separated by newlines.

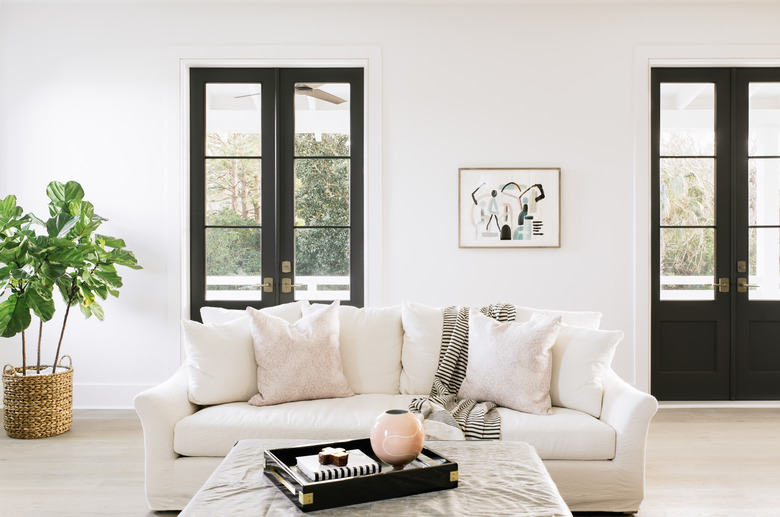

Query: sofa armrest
left=600, top=369, right=658, bottom=460
left=133, top=365, right=197, bottom=509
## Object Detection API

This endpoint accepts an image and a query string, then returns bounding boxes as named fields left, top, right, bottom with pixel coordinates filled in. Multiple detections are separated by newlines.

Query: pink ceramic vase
left=369, top=409, right=425, bottom=470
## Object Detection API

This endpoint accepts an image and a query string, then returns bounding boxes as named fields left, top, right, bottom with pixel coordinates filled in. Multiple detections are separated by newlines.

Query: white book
left=296, top=449, right=380, bottom=482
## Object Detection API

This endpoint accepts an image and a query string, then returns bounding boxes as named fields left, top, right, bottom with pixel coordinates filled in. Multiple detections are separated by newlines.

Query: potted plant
left=0, top=181, right=141, bottom=438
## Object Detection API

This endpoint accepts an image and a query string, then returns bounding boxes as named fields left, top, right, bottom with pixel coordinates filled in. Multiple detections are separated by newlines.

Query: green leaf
left=109, top=248, right=142, bottom=269
left=0, top=195, right=22, bottom=219
left=49, top=247, right=85, bottom=266
left=79, top=284, right=95, bottom=306
left=79, top=302, right=93, bottom=320
left=27, top=284, right=55, bottom=322
left=97, top=234, right=126, bottom=248
left=47, top=237, right=77, bottom=248
left=47, top=181, right=85, bottom=208
left=56, top=276, right=77, bottom=304
left=68, top=200, right=95, bottom=220
left=46, top=213, right=79, bottom=239
left=0, top=294, right=32, bottom=338
left=89, top=299, right=104, bottom=321
left=94, top=266, right=123, bottom=288
left=41, top=261, right=67, bottom=280
left=87, top=281, right=109, bottom=300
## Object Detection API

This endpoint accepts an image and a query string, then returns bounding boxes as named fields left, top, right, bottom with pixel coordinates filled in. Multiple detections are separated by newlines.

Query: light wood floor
left=1, top=408, right=779, bottom=516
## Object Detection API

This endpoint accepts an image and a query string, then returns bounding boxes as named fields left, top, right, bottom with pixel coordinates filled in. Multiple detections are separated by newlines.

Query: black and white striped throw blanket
left=409, top=303, right=516, bottom=440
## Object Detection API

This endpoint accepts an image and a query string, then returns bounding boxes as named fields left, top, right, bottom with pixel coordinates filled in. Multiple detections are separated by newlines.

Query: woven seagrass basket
left=2, top=355, right=73, bottom=439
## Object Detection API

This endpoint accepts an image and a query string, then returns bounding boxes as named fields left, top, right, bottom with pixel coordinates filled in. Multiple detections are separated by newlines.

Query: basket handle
left=59, top=355, right=73, bottom=369
left=3, top=364, right=19, bottom=376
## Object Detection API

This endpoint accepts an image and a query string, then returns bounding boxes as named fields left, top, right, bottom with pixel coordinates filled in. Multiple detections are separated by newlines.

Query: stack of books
left=296, top=449, right=380, bottom=481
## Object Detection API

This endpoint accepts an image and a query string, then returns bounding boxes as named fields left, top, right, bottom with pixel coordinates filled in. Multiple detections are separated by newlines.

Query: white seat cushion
left=174, top=394, right=418, bottom=457
left=498, top=406, right=615, bottom=460
left=174, top=395, right=615, bottom=461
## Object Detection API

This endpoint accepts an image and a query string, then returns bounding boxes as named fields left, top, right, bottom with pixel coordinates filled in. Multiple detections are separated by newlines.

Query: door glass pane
left=749, top=227, right=780, bottom=300
left=294, top=158, right=350, bottom=226
left=205, top=228, right=263, bottom=301
left=294, top=83, right=350, bottom=157
left=660, top=158, right=715, bottom=226
left=206, top=83, right=262, bottom=156
left=206, top=159, right=261, bottom=226
left=294, top=228, right=350, bottom=301
left=748, top=82, right=780, bottom=157
left=660, top=83, right=715, bottom=156
left=748, top=158, right=780, bottom=226
left=660, top=228, right=715, bottom=300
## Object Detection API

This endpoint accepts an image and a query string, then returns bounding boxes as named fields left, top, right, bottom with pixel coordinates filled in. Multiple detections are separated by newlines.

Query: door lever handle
left=712, top=278, right=730, bottom=293
left=737, top=277, right=759, bottom=293
left=241, top=277, right=274, bottom=293
left=281, top=277, right=303, bottom=294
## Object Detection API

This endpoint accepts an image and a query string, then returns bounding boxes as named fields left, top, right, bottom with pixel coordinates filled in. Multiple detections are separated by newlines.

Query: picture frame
left=458, top=167, right=560, bottom=248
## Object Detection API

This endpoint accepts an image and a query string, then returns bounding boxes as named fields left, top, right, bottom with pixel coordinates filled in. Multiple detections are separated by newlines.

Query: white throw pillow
left=458, top=311, right=562, bottom=415
left=399, top=301, right=445, bottom=395
left=303, top=304, right=403, bottom=394
left=247, top=301, right=354, bottom=407
left=200, top=300, right=309, bottom=324
left=514, top=305, right=602, bottom=329
left=550, top=325, right=622, bottom=418
left=182, top=316, right=258, bottom=405
left=458, top=309, right=561, bottom=415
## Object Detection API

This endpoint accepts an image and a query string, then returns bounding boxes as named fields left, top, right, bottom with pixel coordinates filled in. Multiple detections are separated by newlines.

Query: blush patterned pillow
left=458, top=311, right=562, bottom=415
left=247, top=301, right=353, bottom=407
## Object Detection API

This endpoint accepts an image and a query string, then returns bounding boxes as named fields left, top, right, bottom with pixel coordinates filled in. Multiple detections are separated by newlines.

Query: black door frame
left=651, top=67, right=780, bottom=400
left=189, top=67, right=364, bottom=320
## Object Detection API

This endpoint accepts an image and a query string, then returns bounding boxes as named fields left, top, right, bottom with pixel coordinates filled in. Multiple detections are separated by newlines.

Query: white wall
left=2, top=1, right=780, bottom=407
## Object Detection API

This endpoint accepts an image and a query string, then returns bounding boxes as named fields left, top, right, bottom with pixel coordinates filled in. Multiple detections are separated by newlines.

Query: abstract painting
left=459, top=168, right=560, bottom=248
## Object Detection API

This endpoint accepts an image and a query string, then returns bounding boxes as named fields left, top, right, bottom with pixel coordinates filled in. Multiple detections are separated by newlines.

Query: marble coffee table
left=180, top=439, right=572, bottom=516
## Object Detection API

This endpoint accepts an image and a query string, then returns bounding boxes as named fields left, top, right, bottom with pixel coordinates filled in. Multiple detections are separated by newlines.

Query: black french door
left=652, top=67, right=780, bottom=400
left=189, top=68, right=364, bottom=319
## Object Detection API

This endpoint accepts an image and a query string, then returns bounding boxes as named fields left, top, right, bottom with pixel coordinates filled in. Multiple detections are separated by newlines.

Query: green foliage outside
left=205, top=132, right=350, bottom=282
left=660, top=134, right=761, bottom=287
left=660, top=135, right=716, bottom=287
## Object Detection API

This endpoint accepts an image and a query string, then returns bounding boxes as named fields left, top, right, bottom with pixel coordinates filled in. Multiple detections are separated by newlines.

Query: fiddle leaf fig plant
left=0, top=181, right=142, bottom=375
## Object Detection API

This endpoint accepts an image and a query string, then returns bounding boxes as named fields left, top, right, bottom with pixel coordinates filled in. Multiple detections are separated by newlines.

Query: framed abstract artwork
left=459, top=168, right=560, bottom=248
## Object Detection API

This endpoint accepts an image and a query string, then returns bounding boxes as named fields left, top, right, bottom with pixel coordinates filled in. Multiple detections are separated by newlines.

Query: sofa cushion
left=458, top=311, right=562, bottom=415
left=182, top=316, right=258, bottom=405
left=400, top=301, right=605, bottom=396
left=551, top=325, right=623, bottom=418
left=173, top=395, right=615, bottom=461
left=497, top=406, right=616, bottom=460
left=400, top=301, right=444, bottom=395
left=305, top=304, right=402, bottom=395
left=174, top=394, right=419, bottom=456
left=247, top=301, right=353, bottom=407
left=200, top=301, right=308, bottom=324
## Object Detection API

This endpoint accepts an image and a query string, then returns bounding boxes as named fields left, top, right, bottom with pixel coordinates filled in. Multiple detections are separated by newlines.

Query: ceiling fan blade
left=295, top=85, right=346, bottom=105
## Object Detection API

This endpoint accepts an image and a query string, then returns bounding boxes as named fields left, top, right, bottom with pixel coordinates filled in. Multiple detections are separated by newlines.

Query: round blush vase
left=369, top=409, right=425, bottom=470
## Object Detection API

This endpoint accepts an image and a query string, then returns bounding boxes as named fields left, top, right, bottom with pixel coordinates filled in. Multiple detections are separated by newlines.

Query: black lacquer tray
left=263, top=438, right=459, bottom=512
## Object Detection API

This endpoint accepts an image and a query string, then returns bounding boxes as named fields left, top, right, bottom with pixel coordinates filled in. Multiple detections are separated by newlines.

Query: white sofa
left=134, top=301, right=658, bottom=513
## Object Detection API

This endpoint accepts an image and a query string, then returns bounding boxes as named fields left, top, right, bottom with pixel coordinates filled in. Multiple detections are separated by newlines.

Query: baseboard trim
left=659, top=400, right=780, bottom=409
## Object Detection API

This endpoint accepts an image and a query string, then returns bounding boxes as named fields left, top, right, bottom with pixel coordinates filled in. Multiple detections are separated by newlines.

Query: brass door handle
left=712, top=278, right=730, bottom=293
left=281, top=277, right=303, bottom=294
left=737, top=278, right=759, bottom=293
left=240, top=277, right=274, bottom=293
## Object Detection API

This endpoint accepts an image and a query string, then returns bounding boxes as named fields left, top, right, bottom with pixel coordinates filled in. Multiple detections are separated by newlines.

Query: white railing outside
left=205, top=275, right=350, bottom=302
left=660, top=275, right=780, bottom=300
